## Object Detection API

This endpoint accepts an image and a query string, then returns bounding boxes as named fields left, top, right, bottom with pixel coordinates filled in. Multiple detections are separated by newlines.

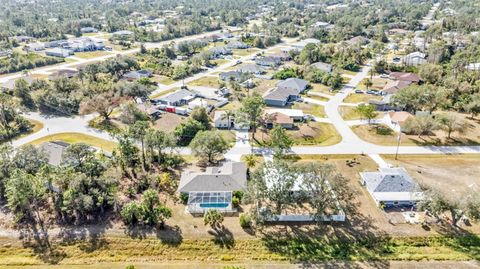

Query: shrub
left=179, top=192, right=189, bottom=204
left=233, top=191, right=244, bottom=201
left=375, top=125, right=393, bottom=135
left=232, top=196, right=240, bottom=208
left=125, top=265, right=136, bottom=269
left=239, top=213, right=252, bottom=228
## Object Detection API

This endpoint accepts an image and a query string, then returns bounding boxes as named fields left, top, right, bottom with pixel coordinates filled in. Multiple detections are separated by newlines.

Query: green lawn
left=150, top=88, right=178, bottom=99
left=28, top=132, right=117, bottom=152
left=232, top=48, right=260, bottom=56
left=309, top=83, right=334, bottom=95
left=152, top=75, right=176, bottom=85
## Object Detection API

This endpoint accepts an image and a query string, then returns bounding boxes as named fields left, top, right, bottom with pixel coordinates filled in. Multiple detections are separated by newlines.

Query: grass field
left=28, top=132, right=117, bottom=152
left=309, top=83, right=334, bottom=95
left=292, top=103, right=326, bottom=118
left=188, top=76, right=220, bottom=88
left=0, top=234, right=478, bottom=267
left=288, top=122, right=341, bottom=146
left=232, top=48, right=260, bottom=56
left=74, top=51, right=111, bottom=59
left=152, top=75, right=176, bottom=85
left=150, top=88, right=178, bottom=99
left=343, top=93, right=382, bottom=104
left=338, top=106, right=384, bottom=121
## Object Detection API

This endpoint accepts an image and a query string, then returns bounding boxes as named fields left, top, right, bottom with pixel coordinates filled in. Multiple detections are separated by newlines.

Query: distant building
left=112, top=30, right=134, bottom=38
left=264, top=112, right=294, bottom=129
left=24, top=42, right=45, bottom=52
left=123, top=70, right=152, bottom=81
left=389, top=72, right=421, bottom=83
left=291, top=38, right=320, bottom=50
left=382, top=80, right=412, bottom=95
left=277, top=78, right=309, bottom=93
left=310, top=61, right=333, bottom=73
left=403, top=52, right=426, bottom=66
left=208, top=46, right=232, bottom=58
left=255, top=56, right=281, bottom=67
left=219, top=71, right=248, bottom=82
left=1, top=76, right=36, bottom=92
left=45, top=48, right=73, bottom=58
left=15, top=36, right=33, bottom=43
left=348, top=36, right=369, bottom=46
left=226, top=41, right=250, bottom=49
left=48, top=69, right=79, bottom=80
left=156, top=89, right=196, bottom=106
left=236, top=63, right=265, bottom=75
left=81, top=27, right=99, bottom=33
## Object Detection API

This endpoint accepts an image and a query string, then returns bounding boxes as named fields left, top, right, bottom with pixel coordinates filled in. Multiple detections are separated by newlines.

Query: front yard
left=28, top=132, right=117, bottom=152
left=343, top=93, right=383, bottom=104
left=188, top=76, right=221, bottom=88
left=292, top=102, right=326, bottom=118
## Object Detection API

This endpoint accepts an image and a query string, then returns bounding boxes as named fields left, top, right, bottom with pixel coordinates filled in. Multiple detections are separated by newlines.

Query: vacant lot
left=153, top=113, right=187, bottom=133
left=253, top=78, right=278, bottom=96
left=152, top=75, right=176, bottom=85
left=339, top=106, right=384, bottom=121
left=383, top=154, right=480, bottom=201
left=343, top=93, right=382, bottom=104
left=28, top=132, right=117, bottom=152
left=232, top=48, right=260, bottom=56
left=252, top=122, right=341, bottom=146
left=188, top=76, right=220, bottom=88
left=357, top=77, right=389, bottom=91
left=353, top=114, right=480, bottom=146
left=292, top=102, right=326, bottom=118
left=74, top=50, right=111, bottom=59
left=308, top=83, right=334, bottom=95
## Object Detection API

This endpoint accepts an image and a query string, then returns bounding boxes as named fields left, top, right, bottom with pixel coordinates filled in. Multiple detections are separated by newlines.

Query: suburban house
left=0, top=50, right=12, bottom=57
left=219, top=70, right=247, bottom=82
left=156, top=89, right=196, bottom=106
left=264, top=112, right=294, bottom=129
left=1, top=76, right=36, bottom=92
left=24, top=42, right=45, bottom=52
left=314, top=21, right=334, bottom=30
left=263, top=87, right=300, bottom=107
left=291, top=38, right=321, bottom=50
left=48, top=69, right=79, bottom=80
left=226, top=41, right=250, bottom=49
left=39, top=141, right=70, bottom=166
left=112, top=30, right=134, bottom=39
left=64, top=37, right=105, bottom=52
left=45, top=48, right=73, bottom=58
left=310, top=61, right=333, bottom=73
left=255, top=56, right=281, bottom=67
left=266, top=108, right=305, bottom=121
left=123, top=70, right=152, bottom=81
left=213, top=111, right=233, bottom=128
left=360, top=167, right=423, bottom=208
left=403, top=52, right=426, bottom=66
left=177, top=161, right=247, bottom=214
left=208, top=46, right=232, bottom=58
left=348, top=36, right=369, bottom=46
left=269, top=52, right=291, bottom=61
left=44, top=40, right=68, bottom=48
left=277, top=78, right=309, bottom=92
left=382, top=80, right=412, bottom=95
left=81, top=27, right=98, bottom=33
left=387, top=111, right=414, bottom=132
left=389, top=72, right=421, bottom=83
left=236, top=63, right=265, bottom=75
left=466, top=63, right=480, bottom=71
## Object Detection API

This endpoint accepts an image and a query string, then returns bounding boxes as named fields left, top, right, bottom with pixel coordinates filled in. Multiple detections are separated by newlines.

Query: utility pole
left=395, top=127, right=402, bottom=160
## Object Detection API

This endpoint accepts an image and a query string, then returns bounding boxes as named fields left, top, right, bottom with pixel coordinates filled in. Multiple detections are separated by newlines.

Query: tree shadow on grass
left=432, top=222, right=480, bottom=260
left=208, top=225, right=235, bottom=249
left=125, top=224, right=183, bottom=246
left=58, top=221, right=112, bottom=253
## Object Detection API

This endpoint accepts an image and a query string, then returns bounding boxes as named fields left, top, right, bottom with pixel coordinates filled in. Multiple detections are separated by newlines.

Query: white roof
left=266, top=108, right=304, bottom=118
left=214, top=111, right=227, bottom=122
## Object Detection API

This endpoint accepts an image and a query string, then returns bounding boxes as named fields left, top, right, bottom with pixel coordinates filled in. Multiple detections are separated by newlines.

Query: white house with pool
left=177, top=162, right=247, bottom=215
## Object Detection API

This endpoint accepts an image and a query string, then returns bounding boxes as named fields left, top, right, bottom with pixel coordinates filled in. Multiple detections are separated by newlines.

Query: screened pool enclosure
left=186, top=191, right=236, bottom=214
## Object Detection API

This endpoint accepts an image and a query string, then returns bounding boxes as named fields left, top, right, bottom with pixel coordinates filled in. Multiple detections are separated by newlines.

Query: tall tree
left=239, top=94, right=265, bottom=139
left=268, top=124, right=293, bottom=157
left=190, top=130, right=230, bottom=164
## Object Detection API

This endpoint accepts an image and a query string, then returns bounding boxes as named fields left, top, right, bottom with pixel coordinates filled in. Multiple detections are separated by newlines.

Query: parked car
left=392, top=57, right=401, bottom=63
left=366, top=90, right=377, bottom=95
left=380, top=74, right=389, bottom=78
left=355, top=89, right=364, bottom=94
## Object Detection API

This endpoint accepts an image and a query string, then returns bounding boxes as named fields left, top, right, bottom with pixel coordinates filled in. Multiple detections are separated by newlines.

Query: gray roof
left=310, top=62, right=333, bottom=73
left=39, top=141, right=70, bottom=166
left=263, top=87, right=299, bottom=102
left=208, top=46, right=231, bottom=55
left=159, top=89, right=195, bottom=103
left=236, top=63, right=265, bottom=74
left=178, top=162, right=247, bottom=193
left=276, top=78, right=308, bottom=92
left=1, top=76, right=37, bottom=91
left=123, top=70, right=152, bottom=80
left=219, top=71, right=243, bottom=81
left=361, top=168, right=423, bottom=202
left=256, top=56, right=281, bottom=65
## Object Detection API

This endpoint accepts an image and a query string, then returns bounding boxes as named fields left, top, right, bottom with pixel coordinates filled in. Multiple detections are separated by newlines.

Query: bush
left=179, top=192, right=189, bottom=204
left=239, top=213, right=252, bottom=228
left=232, top=191, right=244, bottom=201
left=232, top=196, right=240, bottom=208
left=375, top=125, right=393, bottom=135
left=125, top=265, right=136, bottom=269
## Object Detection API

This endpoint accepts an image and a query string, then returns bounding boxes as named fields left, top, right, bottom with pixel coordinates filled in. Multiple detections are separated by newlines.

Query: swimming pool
left=200, top=203, right=229, bottom=208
